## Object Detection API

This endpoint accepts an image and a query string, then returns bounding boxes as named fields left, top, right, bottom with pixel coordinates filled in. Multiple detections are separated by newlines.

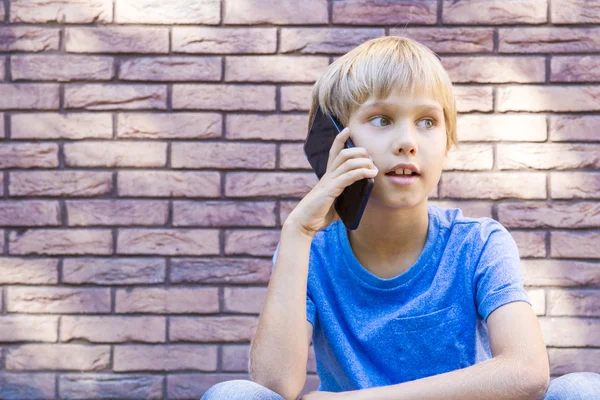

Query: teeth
left=394, top=168, right=413, bottom=175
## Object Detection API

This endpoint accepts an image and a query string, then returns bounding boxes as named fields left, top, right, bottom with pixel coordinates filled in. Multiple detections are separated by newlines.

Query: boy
left=202, top=36, right=600, bottom=400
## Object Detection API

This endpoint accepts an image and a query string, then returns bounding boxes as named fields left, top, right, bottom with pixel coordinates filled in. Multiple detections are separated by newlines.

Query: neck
left=347, top=200, right=430, bottom=277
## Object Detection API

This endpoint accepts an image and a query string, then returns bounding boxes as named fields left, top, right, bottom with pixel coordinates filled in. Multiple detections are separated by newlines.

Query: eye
left=417, top=118, right=436, bottom=129
left=369, top=116, right=391, bottom=127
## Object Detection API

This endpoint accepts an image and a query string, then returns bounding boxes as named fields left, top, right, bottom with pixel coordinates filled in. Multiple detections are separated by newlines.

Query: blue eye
left=417, top=118, right=435, bottom=129
left=369, top=116, right=391, bottom=127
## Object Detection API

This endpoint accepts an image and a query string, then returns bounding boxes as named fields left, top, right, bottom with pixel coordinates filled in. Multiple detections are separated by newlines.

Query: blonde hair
left=308, top=36, right=458, bottom=152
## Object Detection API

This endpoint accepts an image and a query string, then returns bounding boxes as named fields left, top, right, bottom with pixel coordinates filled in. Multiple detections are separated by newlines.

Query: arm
left=248, top=222, right=315, bottom=400
left=343, top=301, right=550, bottom=400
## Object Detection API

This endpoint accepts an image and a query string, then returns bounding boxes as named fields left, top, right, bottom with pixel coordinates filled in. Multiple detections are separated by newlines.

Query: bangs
left=309, top=36, right=457, bottom=151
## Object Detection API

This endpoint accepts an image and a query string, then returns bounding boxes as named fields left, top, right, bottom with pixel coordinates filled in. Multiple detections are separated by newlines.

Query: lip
left=386, top=174, right=419, bottom=186
left=386, top=163, right=420, bottom=175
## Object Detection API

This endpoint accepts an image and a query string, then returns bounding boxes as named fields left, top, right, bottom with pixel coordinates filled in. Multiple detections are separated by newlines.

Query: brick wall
left=0, top=0, right=599, bottom=398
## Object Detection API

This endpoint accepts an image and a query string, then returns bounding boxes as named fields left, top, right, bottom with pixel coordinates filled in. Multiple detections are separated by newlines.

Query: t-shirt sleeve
left=271, top=241, right=317, bottom=327
left=473, top=221, right=531, bottom=322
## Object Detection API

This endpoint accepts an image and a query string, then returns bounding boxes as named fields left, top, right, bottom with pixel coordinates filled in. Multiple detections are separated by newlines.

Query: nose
left=391, top=122, right=417, bottom=156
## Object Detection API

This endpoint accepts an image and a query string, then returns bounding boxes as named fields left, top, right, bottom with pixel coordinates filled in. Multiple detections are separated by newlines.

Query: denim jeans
left=200, top=372, right=600, bottom=400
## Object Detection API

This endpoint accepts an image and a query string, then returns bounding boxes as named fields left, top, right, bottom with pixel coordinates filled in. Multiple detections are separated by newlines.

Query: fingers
left=326, top=127, right=351, bottom=173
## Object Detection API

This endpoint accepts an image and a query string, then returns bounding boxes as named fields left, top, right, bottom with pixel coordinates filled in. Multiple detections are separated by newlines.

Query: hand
left=300, top=390, right=343, bottom=400
left=285, top=127, right=378, bottom=238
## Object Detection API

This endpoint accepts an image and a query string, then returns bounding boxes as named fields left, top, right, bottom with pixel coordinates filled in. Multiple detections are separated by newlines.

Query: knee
left=201, top=379, right=284, bottom=400
left=543, top=372, right=600, bottom=400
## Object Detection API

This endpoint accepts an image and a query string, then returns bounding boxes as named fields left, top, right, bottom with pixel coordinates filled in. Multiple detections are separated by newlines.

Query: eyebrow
left=359, top=101, right=443, bottom=113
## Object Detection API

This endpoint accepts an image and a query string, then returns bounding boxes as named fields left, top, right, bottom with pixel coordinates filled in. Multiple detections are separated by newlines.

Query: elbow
left=528, top=373, right=550, bottom=400
left=250, top=375, right=305, bottom=400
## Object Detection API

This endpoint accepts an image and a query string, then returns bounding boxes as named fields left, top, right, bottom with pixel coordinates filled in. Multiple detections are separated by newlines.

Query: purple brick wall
left=0, top=0, right=599, bottom=398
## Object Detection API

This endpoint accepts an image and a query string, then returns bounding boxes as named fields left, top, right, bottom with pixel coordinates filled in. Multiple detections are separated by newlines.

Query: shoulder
left=429, top=204, right=514, bottom=249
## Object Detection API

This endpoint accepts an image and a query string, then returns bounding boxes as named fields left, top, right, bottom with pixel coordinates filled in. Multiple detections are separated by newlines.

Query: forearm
left=345, top=356, right=549, bottom=400
left=248, top=222, right=314, bottom=399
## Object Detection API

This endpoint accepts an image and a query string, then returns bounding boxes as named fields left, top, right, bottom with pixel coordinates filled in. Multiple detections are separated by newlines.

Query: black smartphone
left=304, top=106, right=374, bottom=231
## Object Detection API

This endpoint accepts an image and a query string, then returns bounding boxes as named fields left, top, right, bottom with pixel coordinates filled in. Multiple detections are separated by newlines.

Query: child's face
left=346, top=89, right=447, bottom=209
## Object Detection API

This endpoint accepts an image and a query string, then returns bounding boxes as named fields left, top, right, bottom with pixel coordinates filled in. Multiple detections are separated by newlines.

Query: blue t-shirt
left=271, top=205, right=531, bottom=392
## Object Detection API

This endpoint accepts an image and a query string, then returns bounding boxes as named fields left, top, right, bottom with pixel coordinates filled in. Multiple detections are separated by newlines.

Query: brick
left=115, top=288, right=219, bottom=314
left=223, top=287, right=267, bottom=314
left=65, top=84, right=167, bottom=110
left=443, top=0, right=547, bottom=24
left=0, top=200, right=60, bottom=227
left=173, top=201, right=276, bottom=227
left=0, top=258, right=58, bottom=284
left=65, top=27, right=169, bottom=54
left=427, top=201, right=493, bottom=219
left=0, top=84, right=59, bottom=110
left=0, top=316, right=58, bottom=342
left=118, top=171, right=220, bottom=198
left=391, top=28, right=494, bottom=53
left=281, top=85, right=312, bottom=111
left=333, top=0, right=436, bottom=24
left=0, top=3, right=4, bottom=20
left=63, top=258, right=166, bottom=285
left=498, top=86, right=600, bottom=112
left=551, top=172, right=600, bottom=199
left=442, top=57, right=545, bottom=83
left=224, top=0, right=327, bottom=24
left=547, top=349, right=600, bottom=376
left=9, top=229, right=112, bottom=255
left=9, top=171, right=112, bottom=197
left=551, top=231, right=600, bottom=259
left=12, top=55, right=114, bottom=82
left=457, top=114, right=546, bottom=142
left=226, top=56, right=328, bottom=83
left=500, top=28, right=600, bottom=53
left=117, top=229, right=220, bottom=256
left=173, top=27, right=276, bottom=54
left=11, top=0, right=112, bottom=23
left=499, top=202, right=600, bottom=229
left=280, top=143, right=311, bottom=170
left=172, top=142, right=276, bottom=169
left=498, top=144, right=600, bottom=171
left=510, top=231, right=546, bottom=258
left=66, top=200, right=168, bottom=226
left=0, top=57, right=6, bottom=80
left=550, top=116, right=600, bottom=142
left=222, top=344, right=249, bottom=372
left=453, top=86, right=494, bottom=112
left=525, top=288, right=545, bottom=316
left=170, top=258, right=271, bottom=284
left=173, top=84, right=275, bottom=111
left=225, top=172, right=317, bottom=198
left=227, top=114, right=307, bottom=141
left=546, top=289, right=600, bottom=317
left=116, top=0, right=219, bottom=24
left=65, top=141, right=166, bottom=168
left=441, top=172, right=546, bottom=200
left=120, top=57, right=221, bottom=81
left=6, top=344, right=110, bottom=371
left=280, top=200, right=299, bottom=225
left=552, top=0, right=600, bottom=24
left=539, top=317, right=600, bottom=347
left=551, top=56, right=600, bottom=82
left=170, top=317, right=258, bottom=342
left=225, top=230, right=280, bottom=256
left=61, top=316, right=166, bottom=343
left=0, top=27, right=59, bottom=52
left=521, top=259, right=600, bottom=287
left=0, top=374, right=55, bottom=399
left=443, top=144, right=493, bottom=171
left=0, top=112, right=4, bottom=138
left=114, top=345, right=217, bottom=372
left=280, top=28, right=384, bottom=54
left=7, top=287, right=111, bottom=313
left=11, top=113, right=112, bottom=140
left=60, top=374, right=163, bottom=400
left=67, top=212, right=127, bottom=239
left=118, top=113, right=221, bottom=139
left=0, top=143, right=58, bottom=168
left=167, top=374, right=251, bottom=399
